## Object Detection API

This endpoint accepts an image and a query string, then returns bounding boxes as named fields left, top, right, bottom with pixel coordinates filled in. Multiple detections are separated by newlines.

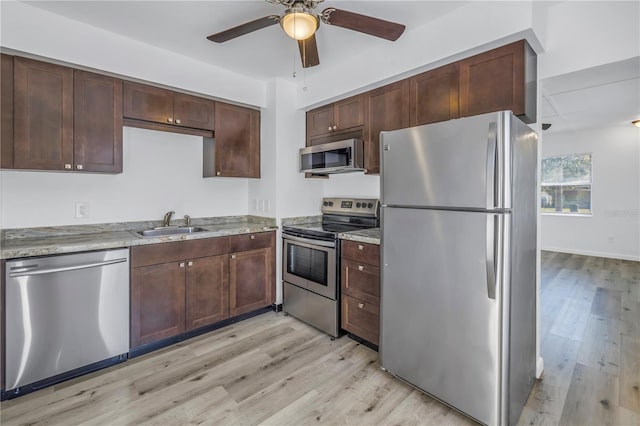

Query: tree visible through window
left=541, top=153, right=592, bottom=215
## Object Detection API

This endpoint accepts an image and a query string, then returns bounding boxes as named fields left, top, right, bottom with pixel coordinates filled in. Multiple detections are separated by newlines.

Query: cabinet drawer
left=131, top=236, right=228, bottom=267
left=341, top=294, right=379, bottom=346
left=341, top=258, right=380, bottom=304
left=229, top=231, right=274, bottom=253
left=341, top=240, right=380, bottom=266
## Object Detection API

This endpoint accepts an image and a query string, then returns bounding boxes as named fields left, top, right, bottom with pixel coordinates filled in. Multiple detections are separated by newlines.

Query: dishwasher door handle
left=9, top=257, right=128, bottom=277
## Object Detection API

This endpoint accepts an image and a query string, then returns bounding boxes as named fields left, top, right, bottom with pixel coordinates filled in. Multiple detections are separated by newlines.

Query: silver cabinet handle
left=179, top=262, right=185, bottom=268
left=76, top=164, right=83, bottom=170
left=167, top=117, right=174, bottom=123
left=333, top=125, right=338, bottom=130
left=216, top=172, right=221, bottom=176
left=358, top=244, right=364, bottom=251
left=358, top=265, right=364, bottom=271
left=187, top=261, right=193, bottom=267
left=358, top=303, right=364, bottom=309
left=9, top=258, right=127, bottom=277
left=231, top=254, right=236, bottom=259
left=175, top=119, right=181, bottom=125
left=64, top=164, right=72, bottom=170
left=328, top=126, right=332, bottom=131
left=250, top=235, right=255, bottom=240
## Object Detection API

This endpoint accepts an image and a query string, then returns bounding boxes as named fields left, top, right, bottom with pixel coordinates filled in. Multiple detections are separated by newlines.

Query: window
left=541, top=153, right=592, bottom=215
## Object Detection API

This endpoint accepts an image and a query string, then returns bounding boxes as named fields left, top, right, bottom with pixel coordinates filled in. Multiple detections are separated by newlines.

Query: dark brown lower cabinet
left=130, top=232, right=275, bottom=351
left=341, top=240, right=381, bottom=346
left=185, top=254, right=229, bottom=331
left=131, top=261, right=186, bottom=348
left=229, top=232, right=275, bottom=317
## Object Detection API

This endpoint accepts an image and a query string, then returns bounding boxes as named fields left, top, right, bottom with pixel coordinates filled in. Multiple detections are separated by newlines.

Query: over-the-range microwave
left=299, top=139, right=365, bottom=174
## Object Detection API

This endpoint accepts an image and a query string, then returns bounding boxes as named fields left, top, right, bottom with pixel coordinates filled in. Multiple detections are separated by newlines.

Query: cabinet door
left=185, top=254, right=229, bottom=331
left=173, top=93, right=215, bottom=131
left=459, top=40, right=526, bottom=119
left=342, top=294, right=380, bottom=346
left=229, top=248, right=273, bottom=317
left=409, top=63, right=459, bottom=127
left=73, top=70, right=123, bottom=173
left=365, top=81, right=409, bottom=174
left=131, top=262, right=186, bottom=348
left=13, top=57, right=73, bottom=170
left=306, top=104, right=334, bottom=139
left=335, top=94, right=364, bottom=131
left=1, top=54, right=13, bottom=169
left=123, top=81, right=173, bottom=125
left=341, top=258, right=380, bottom=305
left=214, top=102, right=260, bottom=178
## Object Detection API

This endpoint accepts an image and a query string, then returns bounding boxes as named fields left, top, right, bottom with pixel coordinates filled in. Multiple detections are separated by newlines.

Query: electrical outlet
left=75, top=202, right=90, bottom=219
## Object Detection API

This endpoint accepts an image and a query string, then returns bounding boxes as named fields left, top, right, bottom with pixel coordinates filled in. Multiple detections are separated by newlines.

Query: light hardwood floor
left=1, top=251, right=638, bottom=426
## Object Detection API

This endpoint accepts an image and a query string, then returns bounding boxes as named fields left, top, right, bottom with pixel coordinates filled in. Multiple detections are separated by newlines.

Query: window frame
left=540, top=153, right=593, bottom=217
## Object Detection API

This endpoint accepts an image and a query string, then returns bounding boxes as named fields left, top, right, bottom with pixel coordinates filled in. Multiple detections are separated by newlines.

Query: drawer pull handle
left=358, top=244, right=364, bottom=251
left=179, top=262, right=185, bottom=268
left=358, top=303, right=364, bottom=309
left=187, top=261, right=193, bottom=267
left=358, top=265, right=364, bottom=271
left=231, top=254, right=236, bottom=259
left=250, top=235, right=255, bottom=240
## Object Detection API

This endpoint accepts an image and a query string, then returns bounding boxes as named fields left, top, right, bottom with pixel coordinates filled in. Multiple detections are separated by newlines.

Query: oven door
left=282, top=234, right=336, bottom=300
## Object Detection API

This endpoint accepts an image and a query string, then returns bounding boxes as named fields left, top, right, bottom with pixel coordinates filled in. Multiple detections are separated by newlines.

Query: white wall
left=540, top=125, right=640, bottom=261
left=0, top=1, right=266, bottom=107
left=0, top=128, right=249, bottom=228
left=323, top=174, right=379, bottom=199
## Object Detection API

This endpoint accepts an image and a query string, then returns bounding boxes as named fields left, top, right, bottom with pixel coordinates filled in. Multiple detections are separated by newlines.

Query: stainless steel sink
left=136, top=226, right=208, bottom=237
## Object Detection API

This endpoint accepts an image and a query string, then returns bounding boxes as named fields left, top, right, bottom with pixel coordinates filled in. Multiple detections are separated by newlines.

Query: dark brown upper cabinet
left=123, top=81, right=216, bottom=135
left=409, top=63, right=459, bottom=127
left=459, top=39, right=536, bottom=123
left=8, top=57, right=123, bottom=173
left=74, top=70, right=123, bottom=173
left=205, top=102, right=260, bottom=178
left=306, top=94, right=365, bottom=145
left=1, top=54, right=13, bottom=169
left=365, top=80, right=410, bottom=175
left=13, top=57, right=74, bottom=171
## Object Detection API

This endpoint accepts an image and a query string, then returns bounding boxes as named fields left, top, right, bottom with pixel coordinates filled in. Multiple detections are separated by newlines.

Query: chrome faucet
left=163, top=211, right=175, bottom=227
left=184, top=215, right=191, bottom=227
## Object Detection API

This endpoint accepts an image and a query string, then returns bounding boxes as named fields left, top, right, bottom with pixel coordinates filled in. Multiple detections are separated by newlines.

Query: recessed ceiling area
left=541, top=57, right=640, bottom=133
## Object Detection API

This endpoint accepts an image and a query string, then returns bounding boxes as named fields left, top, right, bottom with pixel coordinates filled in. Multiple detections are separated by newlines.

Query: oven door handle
left=283, top=234, right=336, bottom=248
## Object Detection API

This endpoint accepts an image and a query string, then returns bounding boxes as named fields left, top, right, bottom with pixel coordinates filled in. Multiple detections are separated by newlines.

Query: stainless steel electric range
left=282, top=197, right=380, bottom=337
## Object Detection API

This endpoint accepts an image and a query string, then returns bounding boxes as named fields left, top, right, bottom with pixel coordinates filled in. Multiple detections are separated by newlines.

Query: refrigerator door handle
left=486, top=122, right=497, bottom=209
left=486, top=214, right=497, bottom=300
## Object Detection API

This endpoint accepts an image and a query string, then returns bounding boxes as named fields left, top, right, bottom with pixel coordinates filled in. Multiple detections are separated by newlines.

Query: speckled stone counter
left=0, top=216, right=277, bottom=260
left=338, top=227, right=380, bottom=245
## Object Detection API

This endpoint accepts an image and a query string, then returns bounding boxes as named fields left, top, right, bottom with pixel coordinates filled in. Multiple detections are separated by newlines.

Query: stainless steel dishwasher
left=4, top=248, right=130, bottom=398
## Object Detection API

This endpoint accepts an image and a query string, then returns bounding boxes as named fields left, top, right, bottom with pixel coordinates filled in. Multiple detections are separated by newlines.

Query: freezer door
left=380, top=207, right=505, bottom=425
left=381, top=111, right=511, bottom=210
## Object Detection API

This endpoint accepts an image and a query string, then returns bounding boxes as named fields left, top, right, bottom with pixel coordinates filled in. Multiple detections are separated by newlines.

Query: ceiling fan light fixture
left=280, top=6, right=319, bottom=40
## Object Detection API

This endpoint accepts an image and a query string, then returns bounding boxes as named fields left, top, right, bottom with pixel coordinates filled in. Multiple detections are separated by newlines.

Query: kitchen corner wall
left=0, top=128, right=249, bottom=228
left=540, top=124, right=640, bottom=261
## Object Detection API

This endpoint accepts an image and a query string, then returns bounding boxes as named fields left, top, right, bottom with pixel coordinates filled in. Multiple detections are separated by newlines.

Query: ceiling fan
left=207, top=0, right=406, bottom=69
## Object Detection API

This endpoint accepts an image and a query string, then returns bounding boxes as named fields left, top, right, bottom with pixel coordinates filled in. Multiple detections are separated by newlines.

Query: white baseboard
left=540, top=246, right=640, bottom=261
left=536, top=357, right=544, bottom=379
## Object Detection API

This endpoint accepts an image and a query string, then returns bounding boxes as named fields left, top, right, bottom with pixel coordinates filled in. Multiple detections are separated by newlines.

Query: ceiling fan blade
left=322, top=8, right=405, bottom=41
left=207, top=15, right=279, bottom=43
left=298, top=34, right=320, bottom=68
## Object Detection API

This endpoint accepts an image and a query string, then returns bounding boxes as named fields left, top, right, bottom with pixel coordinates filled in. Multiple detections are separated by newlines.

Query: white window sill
left=540, top=213, right=593, bottom=218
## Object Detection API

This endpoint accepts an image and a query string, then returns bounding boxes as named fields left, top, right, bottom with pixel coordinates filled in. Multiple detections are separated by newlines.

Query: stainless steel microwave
left=299, top=139, right=365, bottom=174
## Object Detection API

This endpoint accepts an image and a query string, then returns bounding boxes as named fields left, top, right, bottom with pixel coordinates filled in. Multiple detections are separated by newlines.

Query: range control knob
left=356, top=202, right=361, bottom=208
left=368, top=203, right=373, bottom=209
left=323, top=201, right=329, bottom=206
left=328, top=201, right=334, bottom=206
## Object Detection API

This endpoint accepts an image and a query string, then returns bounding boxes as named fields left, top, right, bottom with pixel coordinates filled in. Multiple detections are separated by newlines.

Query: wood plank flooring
left=1, top=251, right=638, bottom=426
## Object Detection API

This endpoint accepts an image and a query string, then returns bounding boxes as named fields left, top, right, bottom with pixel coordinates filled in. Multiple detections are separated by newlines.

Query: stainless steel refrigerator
left=379, top=110, right=538, bottom=426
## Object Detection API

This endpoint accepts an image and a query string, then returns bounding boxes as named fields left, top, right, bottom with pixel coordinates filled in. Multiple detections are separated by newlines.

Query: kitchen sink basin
left=137, top=226, right=208, bottom=237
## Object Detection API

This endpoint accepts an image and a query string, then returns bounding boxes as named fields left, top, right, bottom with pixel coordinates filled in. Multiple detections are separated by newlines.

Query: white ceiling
left=21, top=1, right=640, bottom=133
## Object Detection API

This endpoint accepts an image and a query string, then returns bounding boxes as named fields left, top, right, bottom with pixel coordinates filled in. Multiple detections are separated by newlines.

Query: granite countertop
left=338, top=227, right=381, bottom=245
left=0, top=216, right=277, bottom=260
